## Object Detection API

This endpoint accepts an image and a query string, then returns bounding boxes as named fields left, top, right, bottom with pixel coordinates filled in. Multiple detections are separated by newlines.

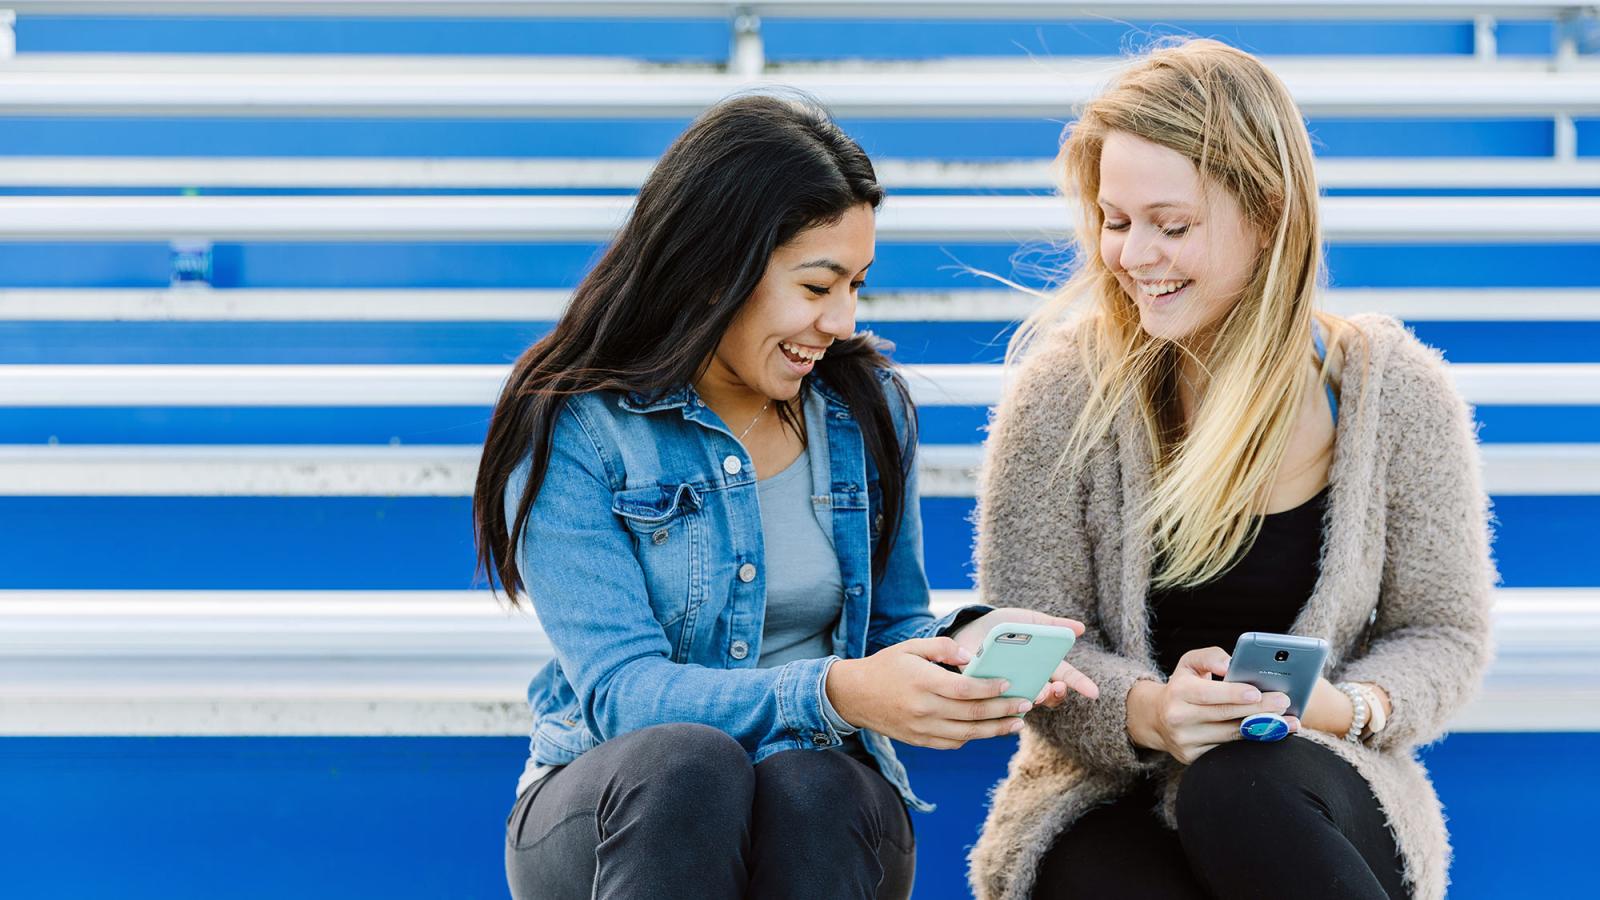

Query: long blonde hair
left=1009, top=38, right=1335, bottom=589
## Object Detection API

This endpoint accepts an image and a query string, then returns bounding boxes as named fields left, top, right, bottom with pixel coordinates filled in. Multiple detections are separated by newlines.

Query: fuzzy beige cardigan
left=967, top=314, right=1496, bottom=900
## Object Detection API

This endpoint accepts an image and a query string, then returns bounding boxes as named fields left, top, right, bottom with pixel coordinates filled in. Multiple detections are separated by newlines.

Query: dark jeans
left=504, top=722, right=915, bottom=900
left=1033, top=737, right=1408, bottom=899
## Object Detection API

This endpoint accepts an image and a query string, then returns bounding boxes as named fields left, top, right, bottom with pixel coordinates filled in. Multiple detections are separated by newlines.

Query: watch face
left=1239, top=713, right=1290, bottom=742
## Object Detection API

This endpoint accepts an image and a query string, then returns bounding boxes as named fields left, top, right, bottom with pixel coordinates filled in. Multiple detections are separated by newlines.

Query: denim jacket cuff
left=935, top=604, right=994, bottom=640
left=774, top=655, right=846, bottom=750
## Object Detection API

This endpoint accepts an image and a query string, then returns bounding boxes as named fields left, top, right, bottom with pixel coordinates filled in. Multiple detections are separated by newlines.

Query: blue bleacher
left=2, top=4, right=1598, bottom=899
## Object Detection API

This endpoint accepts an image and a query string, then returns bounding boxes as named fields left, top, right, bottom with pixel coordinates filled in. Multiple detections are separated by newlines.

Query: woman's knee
left=753, top=749, right=868, bottom=820
left=607, top=722, right=755, bottom=811
left=637, top=722, right=748, bottom=766
left=1176, top=737, right=1325, bottom=832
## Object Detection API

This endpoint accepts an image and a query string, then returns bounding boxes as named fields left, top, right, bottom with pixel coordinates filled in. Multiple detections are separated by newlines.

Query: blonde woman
left=968, top=40, right=1494, bottom=900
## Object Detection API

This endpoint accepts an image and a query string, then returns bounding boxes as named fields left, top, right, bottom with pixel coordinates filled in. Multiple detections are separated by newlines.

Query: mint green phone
left=962, top=622, right=1078, bottom=705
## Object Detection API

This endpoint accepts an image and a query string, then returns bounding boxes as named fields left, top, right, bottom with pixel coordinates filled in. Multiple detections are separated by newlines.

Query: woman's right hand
left=1126, top=647, right=1298, bottom=765
left=826, top=637, right=1032, bottom=749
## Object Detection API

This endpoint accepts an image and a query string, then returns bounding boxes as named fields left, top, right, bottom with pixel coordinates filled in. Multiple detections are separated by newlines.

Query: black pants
left=504, top=722, right=916, bottom=900
left=1033, top=737, right=1408, bottom=899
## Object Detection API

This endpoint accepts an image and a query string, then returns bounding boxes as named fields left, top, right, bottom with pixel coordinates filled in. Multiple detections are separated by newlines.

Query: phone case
left=963, top=623, right=1078, bottom=704
left=1223, top=632, right=1330, bottom=718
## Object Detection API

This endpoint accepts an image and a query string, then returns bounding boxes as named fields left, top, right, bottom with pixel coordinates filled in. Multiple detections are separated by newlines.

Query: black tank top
left=1147, top=484, right=1330, bottom=676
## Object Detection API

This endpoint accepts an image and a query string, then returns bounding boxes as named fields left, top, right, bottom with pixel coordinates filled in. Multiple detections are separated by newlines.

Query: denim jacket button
left=848, top=585, right=864, bottom=597
left=738, top=563, right=758, bottom=583
left=723, top=455, right=742, bottom=476
left=651, top=528, right=669, bottom=545
left=812, top=732, right=831, bottom=746
left=730, top=640, right=749, bottom=660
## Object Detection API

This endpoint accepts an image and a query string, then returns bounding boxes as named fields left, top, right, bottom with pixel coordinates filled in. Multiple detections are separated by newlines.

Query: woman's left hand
left=951, top=608, right=1100, bottom=707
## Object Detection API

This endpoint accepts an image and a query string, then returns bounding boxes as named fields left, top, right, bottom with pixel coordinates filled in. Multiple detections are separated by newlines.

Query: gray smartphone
left=1223, top=632, right=1329, bottom=718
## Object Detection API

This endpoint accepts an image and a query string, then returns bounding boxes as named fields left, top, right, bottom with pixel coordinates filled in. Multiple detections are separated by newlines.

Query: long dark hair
left=474, top=94, right=914, bottom=603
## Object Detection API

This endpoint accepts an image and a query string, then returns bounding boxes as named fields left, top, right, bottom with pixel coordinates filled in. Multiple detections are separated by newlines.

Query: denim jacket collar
left=618, top=384, right=696, bottom=414
left=620, top=377, right=851, bottom=420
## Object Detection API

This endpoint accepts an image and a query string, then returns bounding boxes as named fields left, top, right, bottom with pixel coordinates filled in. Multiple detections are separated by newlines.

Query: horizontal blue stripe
left=0, top=117, right=698, bottom=158
left=1307, top=118, right=1556, bottom=158
left=1, top=243, right=1598, bottom=290
left=1406, top=321, right=1600, bottom=364
left=5, top=732, right=1589, bottom=899
left=17, top=16, right=728, bottom=60
left=8, top=320, right=1600, bottom=365
left=1578, top=118, right=1600, bottom=157
left=1323, top=245, right=1600, bottom=288
left=5, top=405, right=1597, bottom=446
left=0, top=736, right=517, bottom=900
left=766, top=18, right=1485, bottom=59
left=1495, top=20, right=1566, bottom=56
left=0, top=495, right=1590, bottom=590
left=0, top=322, right=552, bottom=365
left=0, top=117, right=1577, bottom=160
left=0, top=407, right=497, bottom=445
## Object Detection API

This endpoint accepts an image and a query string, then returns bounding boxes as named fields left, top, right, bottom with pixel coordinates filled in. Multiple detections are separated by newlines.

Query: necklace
left=737, top=400, right=770, bottom=443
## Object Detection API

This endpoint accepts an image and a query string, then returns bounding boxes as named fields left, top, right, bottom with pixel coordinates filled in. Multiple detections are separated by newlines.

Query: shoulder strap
left=1312, top=320, right=1339, bottom=428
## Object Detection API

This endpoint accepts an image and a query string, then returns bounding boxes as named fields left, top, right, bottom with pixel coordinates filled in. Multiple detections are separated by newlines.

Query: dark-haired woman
left=476, top=95, right=1099, bottom=900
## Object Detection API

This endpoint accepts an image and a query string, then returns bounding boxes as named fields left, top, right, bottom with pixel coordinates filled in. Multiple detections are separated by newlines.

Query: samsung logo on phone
left=1258, top=670, right=1291, bottom=678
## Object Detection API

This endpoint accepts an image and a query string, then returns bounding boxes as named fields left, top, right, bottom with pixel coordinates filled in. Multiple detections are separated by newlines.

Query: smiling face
left=703, top=202, right=874, bottom=403
left=1097, top=130, right=1262, bottom=343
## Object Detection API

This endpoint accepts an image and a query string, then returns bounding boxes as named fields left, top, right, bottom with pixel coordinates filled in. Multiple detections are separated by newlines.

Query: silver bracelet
left=1336, top=681, right=1369, bottom=744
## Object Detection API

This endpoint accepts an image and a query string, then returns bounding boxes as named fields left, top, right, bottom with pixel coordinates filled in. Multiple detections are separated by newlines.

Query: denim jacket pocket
left=610, top=482, right=704, bottom=642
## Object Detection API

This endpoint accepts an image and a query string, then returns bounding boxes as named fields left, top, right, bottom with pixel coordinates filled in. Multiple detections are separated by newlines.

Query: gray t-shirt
left=755, top=440, right=876, bottom=767
left=754, top=442, right=844, bottom=669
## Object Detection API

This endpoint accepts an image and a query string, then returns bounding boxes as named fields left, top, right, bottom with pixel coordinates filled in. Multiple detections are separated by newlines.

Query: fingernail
left=957, top=649, right=972, bottom=663
left=1010, top=719, right=1025, bottom=733
left=1016, top=702, right=1032, bottom=715
left=1273, top=696, right=1290, bottom=711
left=999, top=681, right=1011, bottom=693
left=1242, top=689, right=1261, bottom=703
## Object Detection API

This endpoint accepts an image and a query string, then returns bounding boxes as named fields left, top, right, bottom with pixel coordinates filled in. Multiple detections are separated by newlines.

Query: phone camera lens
left=1274, top=650, right=1290, bottom=662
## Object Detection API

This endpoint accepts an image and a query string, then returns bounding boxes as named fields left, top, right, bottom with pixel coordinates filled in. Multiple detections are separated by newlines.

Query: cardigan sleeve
left=974, top=338, right=1166, bottom=776
left=1338, top=332, right=1497, bottom=750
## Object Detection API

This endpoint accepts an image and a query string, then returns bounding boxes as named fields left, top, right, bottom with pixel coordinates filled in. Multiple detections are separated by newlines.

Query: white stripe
left=0, top=587, right=1593, bottom=734
left=1317, top=288, right=1600, bottom=322
left=8, top=157, right=1600, bottom=191
left=6, top=287, right=1600, bottom=323
left=2, top=442, right=1592, bottom=495
left=0, top=288, right=575, bottom=321
left=6, top=2, right=1586, bottom=21
left=0, top=65, right=1597, bottom=118
left=0, top=157, right=661, bottom=189
left=2, top=194, right=1598, bottom=242
left=0, top=195, right=637, bottom=242
left=4, top=362, right=1597, bottom=406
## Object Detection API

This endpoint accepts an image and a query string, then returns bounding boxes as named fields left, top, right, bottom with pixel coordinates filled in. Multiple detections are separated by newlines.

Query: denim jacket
left=509, top=369, right=983, bottom=811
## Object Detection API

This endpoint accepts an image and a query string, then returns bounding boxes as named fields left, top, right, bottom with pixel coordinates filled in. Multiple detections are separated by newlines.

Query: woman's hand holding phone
left=1126, top=647, right=1299, bottom=765
left=826, top=637, right=1037, bottom=749
left=951, top=608, right=1100, bottom=708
